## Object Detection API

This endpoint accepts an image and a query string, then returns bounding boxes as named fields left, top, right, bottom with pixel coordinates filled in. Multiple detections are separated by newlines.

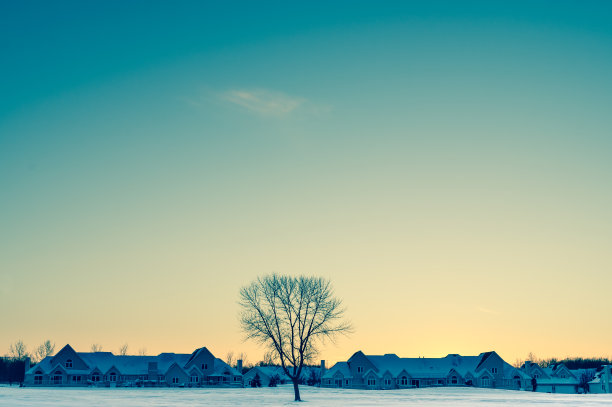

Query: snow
left=1, top=385, right=611, bottom=407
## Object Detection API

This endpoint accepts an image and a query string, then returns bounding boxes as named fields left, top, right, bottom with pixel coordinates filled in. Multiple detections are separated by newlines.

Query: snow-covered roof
left=357, top=353, right=486, bottom=379
left=322, top=362, right=352, bottom=379
left=26, top=345, right=241, bottom=377
left=212, top=358, right=242, bottom=376
left=325, top=351, right=523, bottom=381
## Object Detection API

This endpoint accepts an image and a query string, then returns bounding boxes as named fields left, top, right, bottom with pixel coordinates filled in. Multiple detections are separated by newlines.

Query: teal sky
left=1, top=1, right=612, bottom=363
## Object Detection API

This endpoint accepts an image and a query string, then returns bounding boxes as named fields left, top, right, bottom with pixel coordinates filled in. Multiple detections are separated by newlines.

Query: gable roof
left=360, top=353, right=485, bottom=379
left=322, top=362, right=351, bottom=379
left=26, top=344, right=242, bottom=377
left=475, top=351, right=494, bottom=371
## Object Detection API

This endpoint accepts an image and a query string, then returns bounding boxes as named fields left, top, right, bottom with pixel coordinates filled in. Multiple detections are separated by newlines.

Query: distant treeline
left=540, top=357, right=611, bottom=370
left=0, top=358, right=26, bottom=384
left=516, top=354, right=611, bottom=370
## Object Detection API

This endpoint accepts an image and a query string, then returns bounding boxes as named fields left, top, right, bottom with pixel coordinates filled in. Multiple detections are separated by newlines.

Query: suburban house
left=588, top=365, right=612, bottom=394
left=321, top=351, right=531, bottom=390
left=24, top=344, right=243, bottom=387
left=520, top=361, right=592, bottom=394
left=243, top=365, right=321, bottom=387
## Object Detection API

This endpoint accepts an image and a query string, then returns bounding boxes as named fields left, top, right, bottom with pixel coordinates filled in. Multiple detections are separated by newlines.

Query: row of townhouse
left=242, top=365, right=321, bottom=387
left=321, top=351, right=530, bottom=390
left=23, top=344, right=243, bottom=387
left=321, top=350, right=612, bottom=394
left=522, top=361, right=612, bottom=394
left=24, top=344, right=612, bottom=394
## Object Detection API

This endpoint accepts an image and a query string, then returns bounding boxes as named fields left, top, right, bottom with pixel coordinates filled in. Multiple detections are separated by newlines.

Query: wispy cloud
left=220, top=89, right=305, bottom=117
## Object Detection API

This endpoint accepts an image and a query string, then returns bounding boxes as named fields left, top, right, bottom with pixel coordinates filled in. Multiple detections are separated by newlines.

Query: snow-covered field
left=1, top=386, right=611, bottom=407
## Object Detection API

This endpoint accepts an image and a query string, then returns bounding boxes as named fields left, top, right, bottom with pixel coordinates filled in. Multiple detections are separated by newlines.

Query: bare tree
left=90, top=344, right=103, bottom=352
left=579, top=369, right=596, bottom=393
left=138, top=348, right=147, bottom=356
left=118, top=344, right=129, bottom=356
left=527, top=352, right=539, bottom=364
left=34, top=340, right=55, bottom=363
left=260, top=350, right=276, bottom=366
left=226, top=351, right=235, bottom=367
left=239, top=274, right=351, bottom=401
left=8, top=340, right=28, bottom=360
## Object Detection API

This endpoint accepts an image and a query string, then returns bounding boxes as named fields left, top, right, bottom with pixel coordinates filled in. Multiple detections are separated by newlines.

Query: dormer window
left=491, top=367, right=498, bottom=374
left=65, top=359, right=73, bottom=368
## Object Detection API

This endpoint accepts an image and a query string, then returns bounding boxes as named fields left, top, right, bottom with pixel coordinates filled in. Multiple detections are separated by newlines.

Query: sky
left=1, top=1, right=611, bottom=366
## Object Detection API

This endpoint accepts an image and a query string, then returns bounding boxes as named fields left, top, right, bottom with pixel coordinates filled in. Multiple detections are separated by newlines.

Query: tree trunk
left=293, top=378, right=301, bottom=401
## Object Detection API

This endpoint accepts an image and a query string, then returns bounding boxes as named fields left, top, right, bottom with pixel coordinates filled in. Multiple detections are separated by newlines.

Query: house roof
left=322, top=361, right=351, bottom=379
left=361, top=353, right=485, bottom=379
left=26, top=344, right=242, bottom=377
left=326, top=351, right=521, bottom=381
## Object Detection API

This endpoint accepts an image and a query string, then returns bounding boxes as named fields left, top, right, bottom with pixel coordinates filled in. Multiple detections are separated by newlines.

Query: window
left=560, top=374, right=566, bottom=378
left=367, top=378, right=376, bottom=386
left=357, top=367, right=363, bottom=373
left=172, top=377, right=180, bottom=384
left=190, top=375, right=199, bottom=383
left=491, top=368, right=498, bottom=374
left=385, top=378, right=391, bottom=386
left=438, top=379, right=444, bottom=385
left=53, top=371, right=62, bottom=385
left=109, top=372, right=117, bottom=382
left=345, top=379, right=349, bottom=386
left=411, top=379, right=419, bottom=387
left=482, top=377, right=490, bottom=387
left=401, top=376, right=408, bottom=386
left=65, top=359, right=73, bottom=368
left=201, top=363, right=208, bottom=370
left=34, top=373, right=43, bottom=385
left=451, top=376, right=458, bottom=385
left=92, top=374, right=100, bottom=382
left=72, top=375, right=81, bottom=382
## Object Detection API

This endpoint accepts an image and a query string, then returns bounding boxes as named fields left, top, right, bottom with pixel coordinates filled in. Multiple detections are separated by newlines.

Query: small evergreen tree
left=307, top=370, right=319, bottom=386
left=251, top=373, right=261, bottom=388
left=269, top=374, right=279, bottom=387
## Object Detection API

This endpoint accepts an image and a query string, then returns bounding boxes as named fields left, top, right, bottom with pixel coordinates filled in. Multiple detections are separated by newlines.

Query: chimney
left=237, top=359, right=243, bottom=373
left=24, top=357, right=31, bottom=373
left=321, top=360, right=326, bottom=374
left=605, top=365, right=611, bottom=392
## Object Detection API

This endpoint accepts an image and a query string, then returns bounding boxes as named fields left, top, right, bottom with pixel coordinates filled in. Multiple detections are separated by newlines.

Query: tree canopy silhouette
left=239, top=274, right=351, bottom=401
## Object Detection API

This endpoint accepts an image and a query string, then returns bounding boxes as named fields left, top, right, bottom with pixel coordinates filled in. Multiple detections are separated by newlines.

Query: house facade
left=520, top=361, right=582, bottom=393
left=588, top=365, right=612, bottom=394
left=24, top=344, right=243, bottom=387
left=244, top=365, right=321, bottom=387
left=322, top=351, right=531, bottom=390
